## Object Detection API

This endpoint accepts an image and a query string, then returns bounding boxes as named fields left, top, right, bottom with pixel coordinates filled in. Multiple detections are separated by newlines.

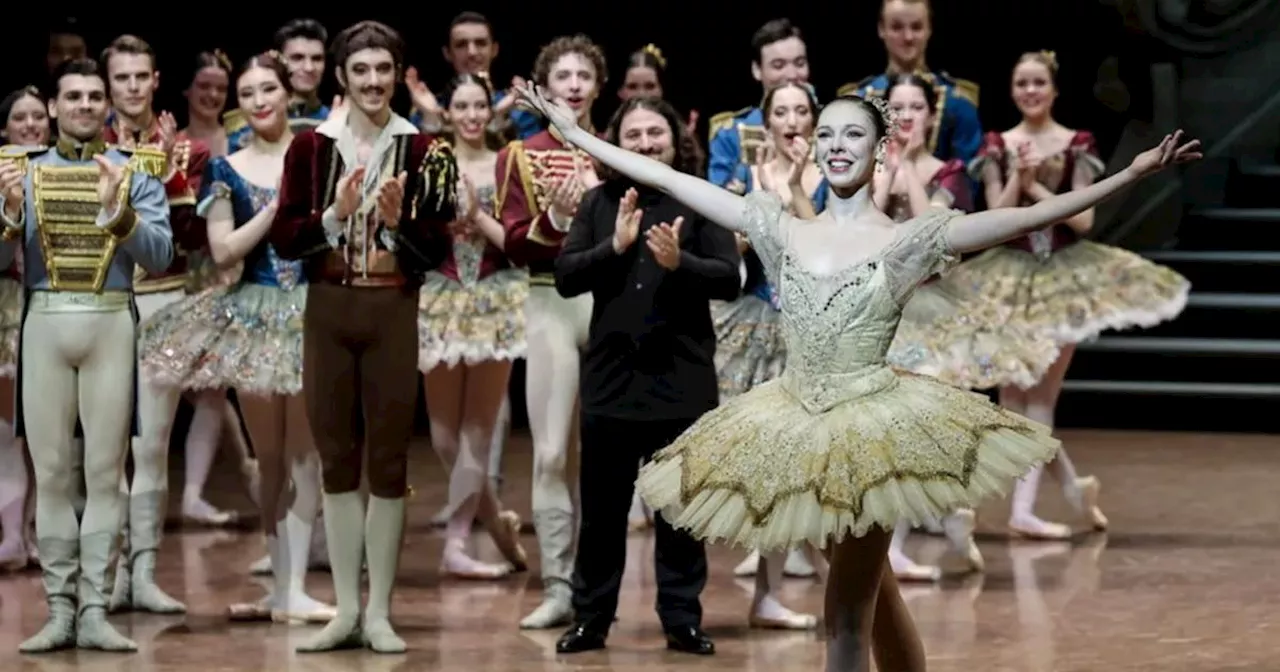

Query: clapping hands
left=645, top=217, right=683, bottom=270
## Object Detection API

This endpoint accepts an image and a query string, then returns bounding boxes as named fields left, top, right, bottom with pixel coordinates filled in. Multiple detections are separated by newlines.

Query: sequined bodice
left=201, top=156, right=305, bottom=290
left=453, top=184, right=496, bottom=287
left=741, top=192, right=958, bottom=412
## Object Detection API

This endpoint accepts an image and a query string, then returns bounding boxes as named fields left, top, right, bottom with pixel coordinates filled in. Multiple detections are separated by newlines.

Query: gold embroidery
left=126, top=146, right=168, bottom=179
left=33, top=165, right=121, bottom=292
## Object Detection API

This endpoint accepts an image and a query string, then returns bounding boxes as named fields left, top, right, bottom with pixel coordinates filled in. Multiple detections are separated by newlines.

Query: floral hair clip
left=1039, top=50, right=1059, bottom=71
left=264, top=49, right=282, bottom=64
left=860, top=94, right=900, bottom=164
left=642, top=43, right=667, bottom=69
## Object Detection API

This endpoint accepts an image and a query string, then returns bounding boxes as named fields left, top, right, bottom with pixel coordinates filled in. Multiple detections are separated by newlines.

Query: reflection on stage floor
left=0, top=429, right=1274, bottom=671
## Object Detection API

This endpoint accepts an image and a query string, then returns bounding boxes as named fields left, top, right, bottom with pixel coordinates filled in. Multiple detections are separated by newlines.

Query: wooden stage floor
left=0, top=429, right=1275, bottom=671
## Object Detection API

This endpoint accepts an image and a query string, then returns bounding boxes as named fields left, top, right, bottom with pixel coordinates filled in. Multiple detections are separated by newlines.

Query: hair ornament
left=212, top=48, right=232, bottom=72
left=860, top=94, right=899, bottom=164
left=264, top=49, right=282, bottom=64
left=642, top=43, right=667, bottom=69
left=1039, top=50, right=1059, bottom=72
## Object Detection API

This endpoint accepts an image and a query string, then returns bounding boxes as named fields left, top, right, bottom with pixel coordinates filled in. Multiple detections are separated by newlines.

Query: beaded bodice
left=740, top=191, right=959, bottom=413
left=453, top=184, right=496, bottom=287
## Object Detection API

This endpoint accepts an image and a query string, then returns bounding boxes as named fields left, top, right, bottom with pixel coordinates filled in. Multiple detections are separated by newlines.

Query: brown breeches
left=302, top=283, right=419, bottom=498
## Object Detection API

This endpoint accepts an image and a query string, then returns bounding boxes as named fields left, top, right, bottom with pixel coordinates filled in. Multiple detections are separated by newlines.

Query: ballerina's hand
left=513, top=82, right=577, bottom=134
left=783, top=136, right=809, bottom=186
left=1128, top=129, right=1203, bottom=177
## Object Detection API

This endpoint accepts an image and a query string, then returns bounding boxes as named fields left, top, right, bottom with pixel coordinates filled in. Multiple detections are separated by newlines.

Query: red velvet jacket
left=270, top=129, right=457, bottom=287
left=496, top=126, right=599, bottom=282
left=104, top=115, right=209, bottom=291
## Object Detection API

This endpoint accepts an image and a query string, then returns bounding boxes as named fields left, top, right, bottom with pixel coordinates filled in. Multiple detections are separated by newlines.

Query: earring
left=874, top=138, right=888, bottom=165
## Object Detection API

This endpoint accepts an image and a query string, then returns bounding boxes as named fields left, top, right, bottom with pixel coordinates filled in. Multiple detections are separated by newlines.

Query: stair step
left=1123, top=297, right=1280, bottom=338
left=1178, top=208, right=1280, bottom=250
left=1227, top=162, right=1280, bottom=208
left=1136, top=252, right=1280, bottom=292
left=1068, top=341, right=1280, bottom=383
left=1057, top=384, right=1280, bottom=432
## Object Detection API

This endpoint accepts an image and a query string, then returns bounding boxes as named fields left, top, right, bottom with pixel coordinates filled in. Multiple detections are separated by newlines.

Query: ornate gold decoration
left=641, top=43, right=667, bottom=69
left=33, top=164, right=131, bottom=292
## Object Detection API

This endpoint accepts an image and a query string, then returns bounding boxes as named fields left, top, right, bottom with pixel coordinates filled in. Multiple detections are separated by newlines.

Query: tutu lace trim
left=636, top=371, right=1059, bottom=551
left=0, top=277, right=20, bottom=377
left=712, top=295, right=785, bottom=398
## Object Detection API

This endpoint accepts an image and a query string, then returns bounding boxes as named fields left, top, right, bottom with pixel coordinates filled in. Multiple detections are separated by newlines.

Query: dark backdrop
left=12, top=3, right=1154, bottom=153
left=9, top=5, right=1162, bottom=432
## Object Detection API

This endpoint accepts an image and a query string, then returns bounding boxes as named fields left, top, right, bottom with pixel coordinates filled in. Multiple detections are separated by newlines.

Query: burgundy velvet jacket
left=270, top=128, right=457, bottom=287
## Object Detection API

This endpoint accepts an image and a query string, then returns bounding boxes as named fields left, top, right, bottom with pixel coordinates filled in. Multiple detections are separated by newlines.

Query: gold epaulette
left=708, top=107, right=750, bottom=143
left=123, top=145, right=168, bottom=179
left=222, top=109, right=247, bottom=135
left=493, top=139, right=526, bottom=215
left=950, top=76, right=980, bottom=107
left=0, top=144, right=38, bottom=174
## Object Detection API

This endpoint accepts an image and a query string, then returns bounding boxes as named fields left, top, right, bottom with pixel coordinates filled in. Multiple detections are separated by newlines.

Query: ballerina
left=515, top=82, right=1199, bottom=671
left=933, top=51, right=1191, bottom=539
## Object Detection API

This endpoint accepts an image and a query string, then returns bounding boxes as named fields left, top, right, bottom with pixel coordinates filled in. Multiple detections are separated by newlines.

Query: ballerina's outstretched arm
left=946, top=131, right=1201, bottom=254
left=514, top=83, right=748, bottom=233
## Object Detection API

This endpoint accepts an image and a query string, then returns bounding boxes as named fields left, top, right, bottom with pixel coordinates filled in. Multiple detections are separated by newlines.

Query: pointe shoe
left=941, top=510, right=985, bottom=574
left=1008, top=515, right=1072, bottom=541
left=733, top=550, right=761, bottom=577
left=182, top=497, right=235, bottom=527
left=1074, top=476, right=1109, bottom=531
left=783, top=548, right=816, bottom=578
left=748, top=596, right=818, bottom=630
left=228, top=594, right=275, bottom=621
left=441, top=544, right=513, bottom=580
left=492, top=510, right=528, bottom=571
left=890, top=555, right=942, bottom=583
left=272, top=596, right=338, bottom=624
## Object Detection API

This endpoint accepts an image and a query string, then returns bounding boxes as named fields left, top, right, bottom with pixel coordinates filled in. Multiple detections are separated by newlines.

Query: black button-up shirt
left=555, top=180, right=741, bottom=421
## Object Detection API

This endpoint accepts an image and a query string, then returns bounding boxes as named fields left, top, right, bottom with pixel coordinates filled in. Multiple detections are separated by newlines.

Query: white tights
left=524, top=287, right=591, bottom=587
left=1002, top=345, right=1082, bottom=529
left=425, top=360, right=514, bottom=575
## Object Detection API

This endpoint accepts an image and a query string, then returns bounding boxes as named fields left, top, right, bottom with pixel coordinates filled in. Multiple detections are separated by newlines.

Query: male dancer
left=408, top=11, right=540, bottom=140
left=838, top=0, right=982, bottom=163
left=271, top=20, right=456, bottom=654
left=707, top=18, right=810, bottom=192
left=227, top=18, right=331, bottom=151
left=497, top=34, right=603, bottom=630
left=0, top=57, right=173, bottom=652
left=705, top=18, right=817, bottom=581
left=99, top=34, right=221, bottom=616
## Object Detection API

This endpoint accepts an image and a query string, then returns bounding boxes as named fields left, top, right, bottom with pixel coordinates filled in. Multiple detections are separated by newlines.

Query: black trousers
left=571, top=413, right=708, bottom=632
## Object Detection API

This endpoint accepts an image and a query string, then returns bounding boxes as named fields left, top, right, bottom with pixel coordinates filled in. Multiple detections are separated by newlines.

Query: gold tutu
left=889, top=281, right=1063, bottom=390
left=944, top=240, right=1190, bottom=344
left=0, top=277, right=20, bottom=377
left=417, top=268, right=528, bottom=370
left=636, top=366, right=1059, bottom=551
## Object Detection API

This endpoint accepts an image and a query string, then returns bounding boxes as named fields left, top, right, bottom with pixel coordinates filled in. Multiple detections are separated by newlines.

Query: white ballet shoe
left=748, top=595, right=818, bottom=630
left=1008, top=514, right=1072, bottom=541
left=889, top=553, right=941, bottom=583
left=783, top=548, right=816, bottom=578
left=1073, top=476, right=1108, bottom=531
left=941, top=510, right=985, bottom=574
left=733, top=550, right=762, bottom=577
left=519, top=584, right=573, bottom=629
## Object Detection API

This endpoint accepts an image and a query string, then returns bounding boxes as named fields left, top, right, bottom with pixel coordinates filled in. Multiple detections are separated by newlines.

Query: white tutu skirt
left=711, top=294, right=785, bottom=399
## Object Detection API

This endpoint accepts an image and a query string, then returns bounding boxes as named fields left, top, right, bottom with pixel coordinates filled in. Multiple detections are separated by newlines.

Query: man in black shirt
left=552, top=97, right=740, bottom=656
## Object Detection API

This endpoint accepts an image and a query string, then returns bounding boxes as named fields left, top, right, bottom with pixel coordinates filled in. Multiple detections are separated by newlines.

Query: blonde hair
left=1017, top=50, right=1059, bottom=79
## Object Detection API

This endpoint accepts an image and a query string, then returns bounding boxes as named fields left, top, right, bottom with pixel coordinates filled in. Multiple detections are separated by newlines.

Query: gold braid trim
left=126, top=146, right=168, bottom=179
left=103, top=167, right=139, bottom=241
left=412, top=137, right=458, bottom=220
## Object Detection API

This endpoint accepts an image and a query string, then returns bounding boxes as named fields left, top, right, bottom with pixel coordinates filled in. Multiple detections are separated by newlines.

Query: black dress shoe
left=664, top=625, right=715, bottom=655
left=556, top=623, right=607, bottom=653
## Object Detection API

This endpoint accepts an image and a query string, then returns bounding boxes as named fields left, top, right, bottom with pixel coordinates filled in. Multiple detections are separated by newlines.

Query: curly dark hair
left=331, top=20, right=404, bottom=71
left=532, top=34, right=607, bottom=89
left=601, top=96, right=702, bottom=180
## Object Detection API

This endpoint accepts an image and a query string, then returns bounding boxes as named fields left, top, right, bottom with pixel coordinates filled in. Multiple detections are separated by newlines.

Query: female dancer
left=877, top=73, right=1058, bottom=580
left=0, top=85, right=47, bottom=571
left=617, top=44, right=699, bottom=140
left=417, top=72, right=529, bottom=579
left=953, top=52, right=1190, bottom=539
left=139, top=52, right=334, bottom=623
left=714, top=83, right=821, bottom=626
left=182, top=50, right=231, bottom=158
left=176, top=49, right=261, bottom=528
left=517, top=83, right=1198, bottom=671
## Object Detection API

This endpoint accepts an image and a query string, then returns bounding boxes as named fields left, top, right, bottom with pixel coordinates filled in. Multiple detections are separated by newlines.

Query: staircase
left=1059, top=160, right=1280, bottom=433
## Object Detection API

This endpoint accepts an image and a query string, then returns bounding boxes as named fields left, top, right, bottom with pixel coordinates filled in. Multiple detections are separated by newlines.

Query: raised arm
left=517, top=84, right=747, bottom=234
left=947, top=131, right=1201, bottom=254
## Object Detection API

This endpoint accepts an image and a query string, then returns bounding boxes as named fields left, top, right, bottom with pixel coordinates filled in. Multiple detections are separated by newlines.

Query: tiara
left=863, top=93, right=900, bottom=138
left=641, top=43, right=667, bottom=69
left=212, top=48, right=232, bottom=72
